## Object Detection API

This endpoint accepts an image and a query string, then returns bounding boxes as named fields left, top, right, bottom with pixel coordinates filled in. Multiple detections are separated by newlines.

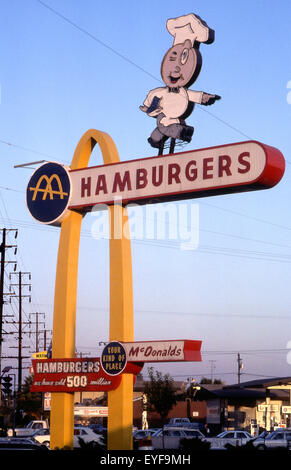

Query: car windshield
left=237, top=431, right=251, bottom=438
left=217, top=432, right=235, bottom=438
left=152, top=429, right=163, bottom=437
left=184, top=430, right=200, bottom=437
left=32, top=429, right=48, bottom=436
left=257, top=431, right=268, bottom=438
left=265, top=432, right=277, bottom=440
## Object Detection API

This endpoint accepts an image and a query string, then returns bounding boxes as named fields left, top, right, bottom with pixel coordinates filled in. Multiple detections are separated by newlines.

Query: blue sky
left=1, top=0, right=291, bottom=385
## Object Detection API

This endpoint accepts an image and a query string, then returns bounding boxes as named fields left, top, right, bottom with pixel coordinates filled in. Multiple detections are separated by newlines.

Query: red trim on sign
left=67, top=141, right=285, bottom=211
left=122, top=339, right=202, bottom=363
left=183, top=340, right=202, bottom=362
left=68, top=140, right=283, bottom=174
left=124, top=362, right=144, bottom=375
left=254, top=142, right=285, bottom=188
left=31, top=358, right=122, bottom=392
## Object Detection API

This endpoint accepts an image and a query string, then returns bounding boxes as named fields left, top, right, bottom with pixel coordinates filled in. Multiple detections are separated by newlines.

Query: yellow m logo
left=29, top=174, right=68, bottom=201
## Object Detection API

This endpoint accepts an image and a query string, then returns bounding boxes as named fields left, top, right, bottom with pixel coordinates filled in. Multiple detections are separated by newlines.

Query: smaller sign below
left=282, top=406, right=291, bottom=414
left=74, top=406, right=108, bottom=417
left=101, top=341, right=127, bottom=376
left=32, top=350, right=48, bottom=359
left=31, top=358, right=122, bottom=392
left=43, top=392, right=51, bottom=411
left=122, top=339, right=202, bottom=363
left=257, top=404, right=279, bottom=412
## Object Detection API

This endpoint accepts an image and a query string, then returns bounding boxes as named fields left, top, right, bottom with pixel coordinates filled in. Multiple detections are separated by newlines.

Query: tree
left=213, top=378, right=224, bottom=385
left=143, top=367, right=176, bottom=424
left=200, top=377, right=223, bottom=385
left=200, top=377, right=212, bottom=384
left=16, top=375, right=43, bottom=422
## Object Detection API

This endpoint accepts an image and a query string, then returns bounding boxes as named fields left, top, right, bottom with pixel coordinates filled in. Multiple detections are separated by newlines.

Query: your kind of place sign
left=26, top=141, right=285, bottom=226
left=30, top=340, right=201, bottom=392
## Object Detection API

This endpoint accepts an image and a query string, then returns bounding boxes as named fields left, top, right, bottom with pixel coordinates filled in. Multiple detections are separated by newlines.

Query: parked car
left=133, top=429, right=159, bottom=440
left=151, top=427, right=205, bottom=449
left=253, top=430, right=269, bottom=440
left=32, top=426, right=104, bottom=448
left=0, top=437, right=49, bottom=451
left=216, top=430, right=253, bottom=441
left=73, top=426, right=104, bottom=448
left=167, top=418, right=191, bottom=425
left=165, top=421, right=205, bottom=432
left=252, top=429, right=291, bottom=450
left=88, top=424, right=107, bottom=435
left=30, top=429, right=51, bottom=447
left=7, top=420, right=49, bottom=437
left=205, top=430, right=253, bottom=449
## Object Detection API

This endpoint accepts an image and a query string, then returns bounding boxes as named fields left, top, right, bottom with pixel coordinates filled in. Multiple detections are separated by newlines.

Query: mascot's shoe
left=180, top=126, right=194, bottom=143
left=148, top=136, right=167, bottom=149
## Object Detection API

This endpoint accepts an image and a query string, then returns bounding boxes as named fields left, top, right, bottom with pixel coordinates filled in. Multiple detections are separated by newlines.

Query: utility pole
left=237, top=353, right=243, bottom=384
left=43, top=329, right=52, bottom=352
left=0, top=228, right=17, bottom=398
left=29, top=312, right=46, bottom=352
left=10, top=272, right=31, bottom=391
left=209, top=360, right=217, bottom=384
left=44, top=329, right=47, bottom=350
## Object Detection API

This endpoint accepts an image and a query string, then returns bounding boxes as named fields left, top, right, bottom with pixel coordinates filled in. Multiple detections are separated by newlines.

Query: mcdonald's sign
left=26, top=141, right=285, bottom=227
left=26, top=162, right=71, bottom=226
left=25, top=129, right=285, bottom=451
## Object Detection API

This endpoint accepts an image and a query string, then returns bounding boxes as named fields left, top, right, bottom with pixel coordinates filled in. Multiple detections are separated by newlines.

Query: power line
left=35, top=0, right=159, bottom=83
left=44, top=302, right=290, bottom=321
left=199, top=201, right=291, bottom=232
left=0, top=138, right=65, bottom=163
left=2, top=214, right=291, bottom=265
left=9, top=271, right=31, bottom=391
left=77, top=343, right=290, bottom=356
left=203, top=348, right=290, bottom=355
left=0, top=193, right=46, bottom=330
left=34, top=0, right=291, bottom=164
left=2, top=183, right=291, bottom=240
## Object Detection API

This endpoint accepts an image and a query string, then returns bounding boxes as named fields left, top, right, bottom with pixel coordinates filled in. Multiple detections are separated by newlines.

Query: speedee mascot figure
left=140, top=14, right=220, bottom=153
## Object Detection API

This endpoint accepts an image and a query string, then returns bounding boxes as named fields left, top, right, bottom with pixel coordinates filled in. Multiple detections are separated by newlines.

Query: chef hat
left=166, top=13, right=212, bottom=46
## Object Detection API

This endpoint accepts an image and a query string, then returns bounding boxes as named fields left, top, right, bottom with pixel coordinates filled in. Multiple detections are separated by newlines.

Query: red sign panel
left=31, top=358, right=122, bottom=392
left=68, top=141, right=285, bottom=210
left=31, top=357, right=143, bottom=393
left=122, top=339, right=202, bottom=362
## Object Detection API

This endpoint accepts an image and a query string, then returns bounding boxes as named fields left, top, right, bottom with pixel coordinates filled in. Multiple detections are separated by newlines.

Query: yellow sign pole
left=50, top=129, right=134, bottom=450
left=107, top=204, right=134, bottom=450
left=50, top=210, right=83, bottom=449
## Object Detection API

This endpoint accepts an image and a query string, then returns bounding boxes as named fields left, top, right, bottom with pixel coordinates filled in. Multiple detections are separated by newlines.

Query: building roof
left=134, top=376, right=291, bottom=402
left=225, top=376, right=291, bottom=389
left=194, top=377, right=291, bottom=401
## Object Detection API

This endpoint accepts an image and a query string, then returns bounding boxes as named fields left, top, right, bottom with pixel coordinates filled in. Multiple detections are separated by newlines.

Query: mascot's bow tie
left=168, top=87, right=179, bottom=93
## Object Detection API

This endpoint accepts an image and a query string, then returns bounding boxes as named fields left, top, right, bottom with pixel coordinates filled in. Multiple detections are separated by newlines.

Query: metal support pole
left=0, top=229, right=6, bottom=402
left=18, top=272, right=22, bottom=393
left=50, top=129, right=134, bottom=450
left=169, top=138, right=176, bottom=154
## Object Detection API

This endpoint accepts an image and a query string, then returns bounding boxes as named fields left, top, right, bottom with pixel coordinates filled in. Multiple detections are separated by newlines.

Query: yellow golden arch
left=50, top=129, right=134, bottom=450
left=29, top=174, right=68, bottom=200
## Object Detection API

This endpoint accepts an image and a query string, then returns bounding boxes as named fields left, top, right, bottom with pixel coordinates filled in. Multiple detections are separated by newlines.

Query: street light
left=14, top=160, right=47, bottom=169
left=1, top=366, right=12, bottom=377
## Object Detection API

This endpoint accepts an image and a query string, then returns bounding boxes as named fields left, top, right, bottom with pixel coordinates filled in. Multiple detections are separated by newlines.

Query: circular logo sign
left=101, top=341, right=127, bottom=376
left=26, top=162, right=71, bottom=226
